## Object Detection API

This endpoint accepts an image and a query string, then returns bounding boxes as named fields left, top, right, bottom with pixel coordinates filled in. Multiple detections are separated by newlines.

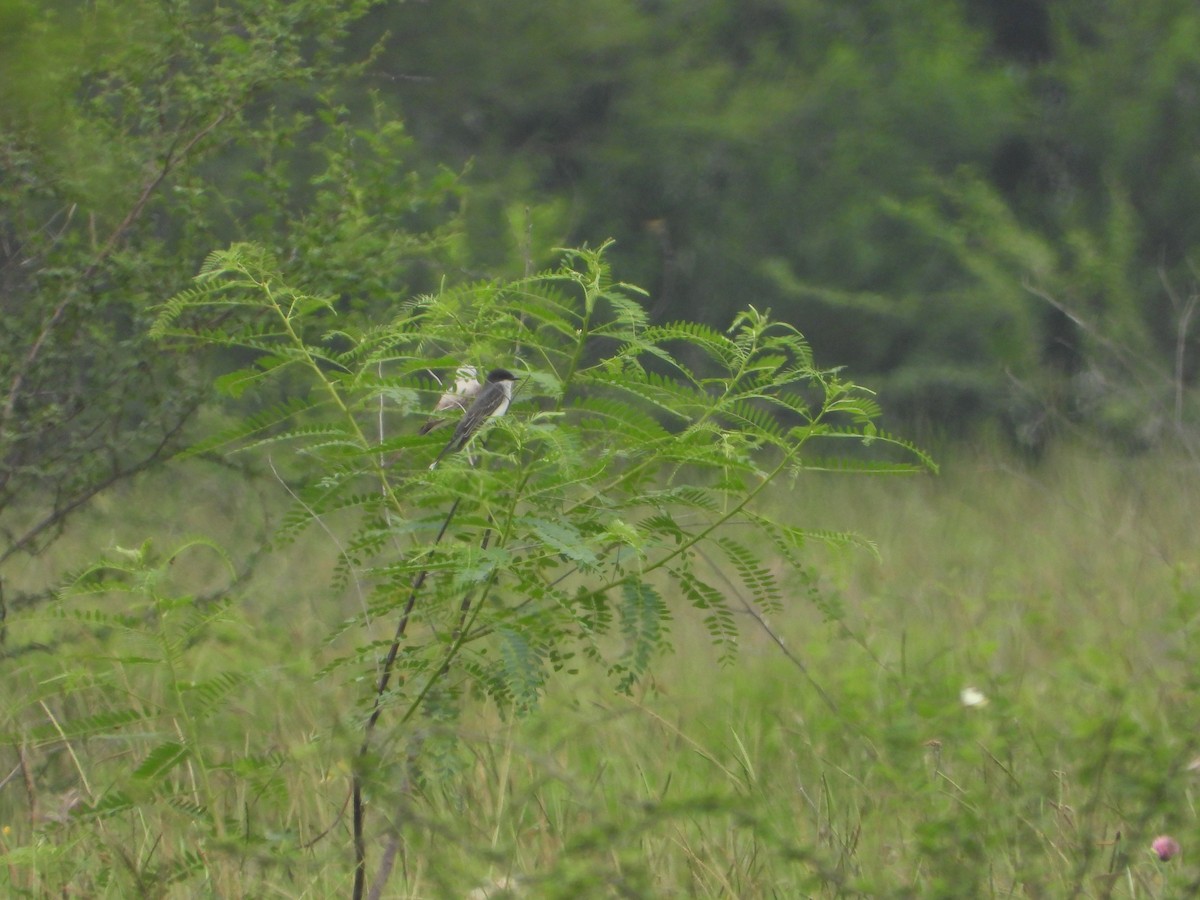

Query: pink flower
left=1152, top=835, right=1181, bottom=861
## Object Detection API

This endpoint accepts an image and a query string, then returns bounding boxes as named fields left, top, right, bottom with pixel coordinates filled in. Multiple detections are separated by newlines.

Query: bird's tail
left=428, top=440, right=455, bottom=470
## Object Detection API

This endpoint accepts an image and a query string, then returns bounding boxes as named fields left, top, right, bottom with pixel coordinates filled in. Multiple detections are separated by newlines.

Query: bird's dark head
left=486, top=368, right=518, bottom=383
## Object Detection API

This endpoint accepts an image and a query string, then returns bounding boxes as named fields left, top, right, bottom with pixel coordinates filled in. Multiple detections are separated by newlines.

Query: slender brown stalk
left=352, top=496, right=461, bottom=900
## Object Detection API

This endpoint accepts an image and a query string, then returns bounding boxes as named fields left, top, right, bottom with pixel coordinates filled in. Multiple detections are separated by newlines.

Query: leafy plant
left=147, top=239, right=932, bottom=896
left=0, top=537, right=304, bottom=896
left=0, top=0, right=460, bottom=621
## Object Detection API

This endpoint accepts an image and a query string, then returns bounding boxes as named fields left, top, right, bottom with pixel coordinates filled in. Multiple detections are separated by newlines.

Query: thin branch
left=693, top=545, right=841, bottom=717
left=0, top=399, right=201, bottom=569
left=266, top=456, right=370, bottom=622
left=352, top=495, right=462, bottom=900
left=0, top=202, right=77, bottom=275
left=2, top=110, right=229, bottom=434
left=18, top=744, right=36, bottom=829
left=1159, top=266, right=1200, bottom=431
left=365, top=827, right=403, bottom=900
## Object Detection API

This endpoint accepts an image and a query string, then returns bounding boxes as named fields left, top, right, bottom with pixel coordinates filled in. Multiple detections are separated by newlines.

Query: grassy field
left=3, top=442, right=1200, bottom=897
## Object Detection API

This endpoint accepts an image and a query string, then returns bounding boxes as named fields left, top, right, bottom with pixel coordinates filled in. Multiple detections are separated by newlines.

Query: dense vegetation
left=2, top=0, right=1199, bottom=895
left=379, top=0, right=1200, bottom=435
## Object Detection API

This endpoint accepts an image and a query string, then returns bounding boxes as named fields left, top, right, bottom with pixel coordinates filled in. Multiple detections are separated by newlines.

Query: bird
left=428, top=368, right=519, bottom=469
left=418, top=365, right=481, bottom=435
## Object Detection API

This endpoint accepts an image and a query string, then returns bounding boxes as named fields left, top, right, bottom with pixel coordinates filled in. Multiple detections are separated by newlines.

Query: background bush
left=4, top=1, right=1200, bottom=896
left=381, top=0, right=1200, bottom=438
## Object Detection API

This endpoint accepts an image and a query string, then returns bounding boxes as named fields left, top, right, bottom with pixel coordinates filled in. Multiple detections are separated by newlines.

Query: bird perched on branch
left=418, top=365, right=481, bottom=435
left=428, top=368, right=518, bottom=469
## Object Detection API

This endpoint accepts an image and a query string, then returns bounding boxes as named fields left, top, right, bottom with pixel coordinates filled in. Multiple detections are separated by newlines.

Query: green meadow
left=5, top=3, right=1200, bottom=897
left=4, top=441, right=1197, bottom=898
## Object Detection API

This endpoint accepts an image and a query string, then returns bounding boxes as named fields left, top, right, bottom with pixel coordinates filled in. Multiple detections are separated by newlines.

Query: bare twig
left=1023, top=281, right=1162, bottom=390
left=694, top=545, right=841, bottom=717
left=0, top=202, right=77, bottom=275
left=266, top=456, right=370, bottom=622
left=365, top=828, right=403, bottom=900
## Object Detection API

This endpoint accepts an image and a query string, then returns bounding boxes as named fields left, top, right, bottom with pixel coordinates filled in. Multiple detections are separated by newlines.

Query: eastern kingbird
left=418, top=365, right=481, bottom=435
left=428, top=368, right=518, bottom=469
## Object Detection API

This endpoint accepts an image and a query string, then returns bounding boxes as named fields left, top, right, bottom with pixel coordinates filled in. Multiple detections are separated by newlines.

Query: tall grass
left=3, top=443, right=1199, bottom=896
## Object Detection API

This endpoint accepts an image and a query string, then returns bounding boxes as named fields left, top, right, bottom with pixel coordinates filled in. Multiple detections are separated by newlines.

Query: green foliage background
left=383, top=0, right=1200, bottom=434
left=3, top=0, right=1200, bottom=896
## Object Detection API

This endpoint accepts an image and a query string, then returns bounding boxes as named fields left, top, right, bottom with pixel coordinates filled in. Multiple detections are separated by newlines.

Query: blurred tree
left=375, top=0, right=1200, bottom=439
left=379, top=0, right=1028, bottom=411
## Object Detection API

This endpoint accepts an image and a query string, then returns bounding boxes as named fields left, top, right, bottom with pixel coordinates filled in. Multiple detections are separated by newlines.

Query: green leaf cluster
left=153, top=241, right=932, bottom=724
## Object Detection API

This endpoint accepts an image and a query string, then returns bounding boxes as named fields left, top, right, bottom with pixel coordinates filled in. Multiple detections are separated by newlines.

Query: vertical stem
left=1175, top=294, right=1197, bottom=431
left=353, top=496, right=462, bottom=900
